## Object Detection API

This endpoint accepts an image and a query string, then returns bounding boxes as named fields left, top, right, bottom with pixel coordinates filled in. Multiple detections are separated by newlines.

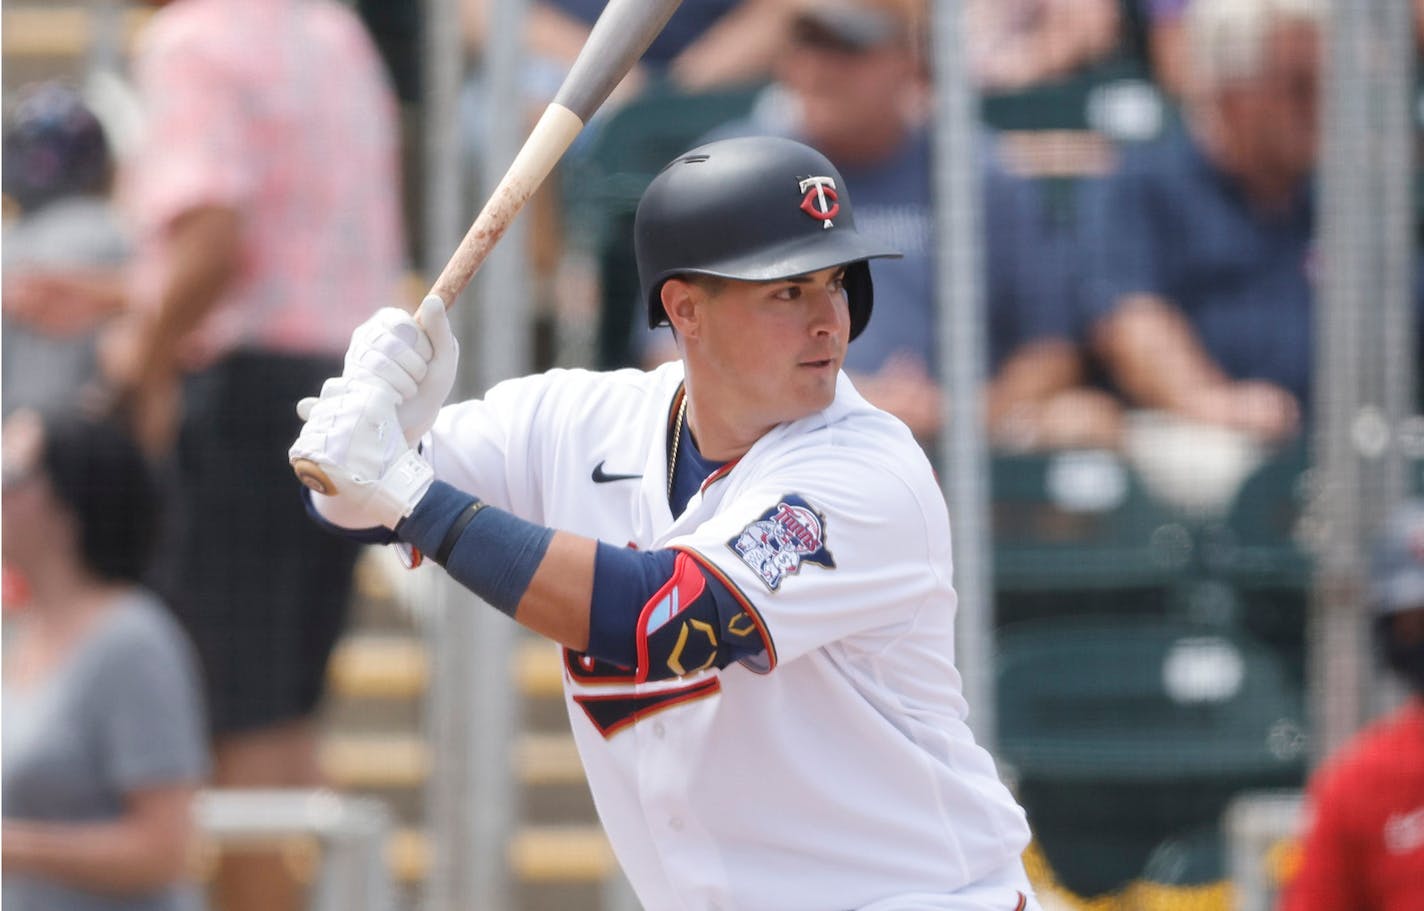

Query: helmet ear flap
left=648, top=278, right=673, bottom=330
left=843, top=261, right=874, bottom=341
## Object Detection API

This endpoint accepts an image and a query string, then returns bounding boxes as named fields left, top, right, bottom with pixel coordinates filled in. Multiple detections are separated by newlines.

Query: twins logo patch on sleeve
left=727, top=493, right=836, bottom=591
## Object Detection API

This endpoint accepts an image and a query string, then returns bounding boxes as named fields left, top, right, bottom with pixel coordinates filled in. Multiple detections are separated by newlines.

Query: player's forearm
left=2, top=815, right=194, bottom=895
left=395, top=481, right=595, bottom=651
left=392, top=480, right=757, bottom=679
left=518, top=532, right=596, bottom=649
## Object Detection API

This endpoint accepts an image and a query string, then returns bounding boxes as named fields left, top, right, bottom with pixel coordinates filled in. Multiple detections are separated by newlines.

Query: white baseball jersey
left=424, top=360, right=1033, bottom=911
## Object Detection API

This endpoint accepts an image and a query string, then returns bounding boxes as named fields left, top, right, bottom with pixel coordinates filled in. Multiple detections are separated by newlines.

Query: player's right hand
left=342, top=295, right=458, bottom=445
left=290, top=376, right=435, bottom=529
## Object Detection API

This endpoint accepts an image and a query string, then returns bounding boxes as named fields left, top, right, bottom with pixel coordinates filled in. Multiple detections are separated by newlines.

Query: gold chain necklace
left=667, top=391, right=688, bottom=501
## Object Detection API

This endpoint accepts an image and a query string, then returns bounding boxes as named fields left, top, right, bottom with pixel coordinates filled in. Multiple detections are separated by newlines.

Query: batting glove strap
left=304, top=448, right=435, bottom=531
left=377, top=449, right=438, bottom=522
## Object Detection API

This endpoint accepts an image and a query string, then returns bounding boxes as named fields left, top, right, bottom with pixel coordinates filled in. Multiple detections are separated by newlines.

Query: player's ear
left=661, top=278, right=702, bottom=339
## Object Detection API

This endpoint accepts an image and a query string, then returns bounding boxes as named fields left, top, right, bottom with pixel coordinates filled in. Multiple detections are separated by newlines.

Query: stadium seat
left=1201, top=440, right=1312, bottom=589
left=996, top=615, right=1307, bottom=895
left=991, top=450, right=1197, bottom=615
left=1195, top=440, right=1313, bottom=683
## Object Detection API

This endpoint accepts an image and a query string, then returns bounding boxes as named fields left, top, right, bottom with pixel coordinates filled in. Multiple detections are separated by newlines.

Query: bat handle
left=293, top=458, right=336, bottom=496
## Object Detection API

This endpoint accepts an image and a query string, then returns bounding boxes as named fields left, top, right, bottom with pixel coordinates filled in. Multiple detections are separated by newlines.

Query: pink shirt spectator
left=122, top=0, right=404, bottom=368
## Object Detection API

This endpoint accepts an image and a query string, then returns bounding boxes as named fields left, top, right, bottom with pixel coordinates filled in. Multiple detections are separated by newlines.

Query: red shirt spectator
left=1280, top=700, right=1424, bottom=911
left=1282, top=500, right=1424, bottom=911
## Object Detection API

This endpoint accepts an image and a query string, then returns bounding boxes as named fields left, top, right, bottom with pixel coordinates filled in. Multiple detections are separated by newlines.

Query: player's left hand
left=289, top=376, right=435, bottom=529
left=342, top=295, right=458, bottom=445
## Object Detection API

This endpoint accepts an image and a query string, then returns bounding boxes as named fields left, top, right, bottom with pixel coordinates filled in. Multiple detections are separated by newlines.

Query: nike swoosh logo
left=591, top=460, right=642, bottom=483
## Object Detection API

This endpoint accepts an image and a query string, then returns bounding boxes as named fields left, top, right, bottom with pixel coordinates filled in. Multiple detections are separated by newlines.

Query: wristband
left=435, top=500, right=488, bottom=565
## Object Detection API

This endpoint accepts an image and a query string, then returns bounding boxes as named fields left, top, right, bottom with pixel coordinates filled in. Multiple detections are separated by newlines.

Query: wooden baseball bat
left=294, top=0, right=684, bottom=495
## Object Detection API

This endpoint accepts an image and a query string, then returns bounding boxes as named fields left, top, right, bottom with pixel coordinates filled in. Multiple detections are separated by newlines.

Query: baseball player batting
left=289, top=136, right=1040, bottom=911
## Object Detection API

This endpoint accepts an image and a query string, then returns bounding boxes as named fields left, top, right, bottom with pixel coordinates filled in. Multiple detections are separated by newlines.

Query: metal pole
left=86, top=0, right=123, bottom=78
left=464, top=0, right=536, bottom=907
left=474, top=0, right=536, bottom=385
left=417, top=0, right=518, bottom=909
left=1310, top=0, right=1415, bottom=759
left=423, top=0, right=466, bottom=291
left=930, top=0, right=994, bottom=745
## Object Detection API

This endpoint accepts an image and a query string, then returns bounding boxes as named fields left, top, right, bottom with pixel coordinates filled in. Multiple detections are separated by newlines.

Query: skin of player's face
left=674, top=266, right=850, bottom=444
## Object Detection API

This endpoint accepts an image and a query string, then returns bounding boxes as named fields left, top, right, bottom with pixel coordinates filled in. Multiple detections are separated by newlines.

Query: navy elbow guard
left=633, top=551, right=766, bottom=683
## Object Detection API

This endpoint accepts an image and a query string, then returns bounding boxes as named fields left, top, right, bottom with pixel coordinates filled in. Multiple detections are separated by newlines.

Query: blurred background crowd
left=2, top=0, right=1422, bottom=909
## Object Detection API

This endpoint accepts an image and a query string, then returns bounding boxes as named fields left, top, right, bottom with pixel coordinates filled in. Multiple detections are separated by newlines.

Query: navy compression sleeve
left=589, top=544, right=678, bottom=667
left=395, top=481, right=553, bottom=617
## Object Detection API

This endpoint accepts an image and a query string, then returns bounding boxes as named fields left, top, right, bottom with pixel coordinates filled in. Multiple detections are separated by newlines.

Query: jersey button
left=668, top=816, right=685, bottom=832
left=653, top=721, right=666, bottom=738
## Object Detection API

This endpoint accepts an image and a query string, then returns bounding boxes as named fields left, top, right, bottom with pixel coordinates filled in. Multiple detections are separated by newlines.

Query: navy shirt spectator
left=1080, top=0, right=1326, bottom=443
left=462, top=0, right=794, bottom=101
left=547, top=0, right=740, bottom=68
left=834, top=129, right=1073, bottom=380
left=643, top=0, right=1117, bottom=450
left=1080, top=122, right=1315, bottom=407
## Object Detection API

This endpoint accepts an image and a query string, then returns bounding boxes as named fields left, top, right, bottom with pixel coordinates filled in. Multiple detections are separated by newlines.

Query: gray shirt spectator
left=3, top=592, right=209, bottom=911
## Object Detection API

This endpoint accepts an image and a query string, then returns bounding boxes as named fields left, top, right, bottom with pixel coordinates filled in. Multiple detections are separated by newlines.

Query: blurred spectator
left=1279, top=500, right=1424, bottom=910
left=1140, top=0, right=1192, bottom=97
left=966, top=0, right=1123, bottom=93
left=462, top=0, right=794, bottom=102
left=2, top=409, right=208, bottom=911
left=90, top=1, right=406, bottom=909
left=2, top=83, right=130, bottom=418
left=644, top=0, right=1118, bottom=450
left=1079, top=0, right=1324, bottom=445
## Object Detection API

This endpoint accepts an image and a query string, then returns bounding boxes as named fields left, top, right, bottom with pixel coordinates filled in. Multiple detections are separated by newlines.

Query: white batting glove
left=342, top=295, right=459, bottom=445
left=289, top=377, right=435, bottom=530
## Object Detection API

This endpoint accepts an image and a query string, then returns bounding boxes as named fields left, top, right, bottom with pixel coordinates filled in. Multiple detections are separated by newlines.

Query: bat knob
left=292, top=459, right=337, bottom=496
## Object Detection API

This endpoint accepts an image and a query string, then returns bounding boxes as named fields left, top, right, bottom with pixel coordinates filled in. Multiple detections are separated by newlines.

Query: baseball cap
left=1, top=82, right=111, bottom=213
left=790, top=0, right=920, bottom=53
left=1371, top=499, right=1424, bottom=616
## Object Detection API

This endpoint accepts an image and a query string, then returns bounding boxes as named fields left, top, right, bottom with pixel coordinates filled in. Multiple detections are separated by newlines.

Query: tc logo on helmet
left=798, top=176, right=840, bottom=229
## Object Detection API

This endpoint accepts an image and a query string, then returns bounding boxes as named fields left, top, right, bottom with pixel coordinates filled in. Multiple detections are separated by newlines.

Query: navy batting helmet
left=634, top=136, right=900, bottom=340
